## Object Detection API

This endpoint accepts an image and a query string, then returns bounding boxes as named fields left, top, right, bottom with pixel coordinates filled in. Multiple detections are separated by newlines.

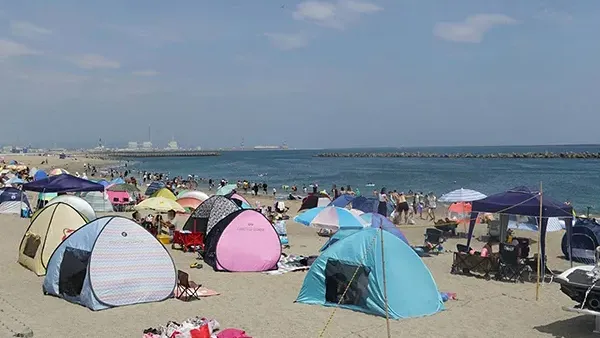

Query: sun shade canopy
left=23, top=174, right=105, bottom=193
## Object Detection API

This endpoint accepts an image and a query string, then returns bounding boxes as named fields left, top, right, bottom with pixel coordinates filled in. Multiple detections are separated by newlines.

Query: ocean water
left=127, top=145, right=600, bottom=213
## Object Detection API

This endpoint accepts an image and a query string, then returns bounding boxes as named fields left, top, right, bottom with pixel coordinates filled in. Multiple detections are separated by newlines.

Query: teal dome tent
left=296, top=228, right=443, bottom=319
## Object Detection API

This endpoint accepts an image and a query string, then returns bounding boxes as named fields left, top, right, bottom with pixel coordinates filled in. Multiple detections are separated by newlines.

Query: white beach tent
left=18, top=202, right=88, bottom=276
left=78, top=191, right=114, bottom=212
left=43, top=216, right=177, bottom=311
left=46, top=195, right=96, bottom=221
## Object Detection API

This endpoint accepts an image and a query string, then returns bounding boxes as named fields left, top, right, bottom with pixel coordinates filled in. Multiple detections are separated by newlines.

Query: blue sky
left=0, top=1, right=598, bottom=149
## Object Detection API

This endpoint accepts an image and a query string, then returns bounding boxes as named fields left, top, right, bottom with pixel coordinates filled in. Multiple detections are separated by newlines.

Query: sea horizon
left=126, top=144, right=600, bottom=214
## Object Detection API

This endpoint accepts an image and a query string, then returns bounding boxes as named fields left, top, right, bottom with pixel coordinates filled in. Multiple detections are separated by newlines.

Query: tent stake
left=379, top=224, right=391, bottom=337
left=536, top=181, right=543, bottom=301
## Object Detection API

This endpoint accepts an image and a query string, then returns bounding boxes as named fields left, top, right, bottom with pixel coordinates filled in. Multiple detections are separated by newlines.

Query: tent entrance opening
left=59, top=247, right=91, bottom=297
left=325, top=259, right=370, bottom=306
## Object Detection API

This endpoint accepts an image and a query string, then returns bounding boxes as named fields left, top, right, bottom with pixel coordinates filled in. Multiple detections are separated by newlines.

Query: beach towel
left=264, top=254, right=313, bottom=275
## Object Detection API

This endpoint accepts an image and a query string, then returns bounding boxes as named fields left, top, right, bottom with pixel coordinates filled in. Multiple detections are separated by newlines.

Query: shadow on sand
left=535, top=315, right=598, bottom=338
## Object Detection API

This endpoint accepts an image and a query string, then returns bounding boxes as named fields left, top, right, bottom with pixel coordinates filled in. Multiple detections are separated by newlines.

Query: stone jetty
left=93, top=150, right=221, bottom=158
left=315, top=151, right=600, bottom=159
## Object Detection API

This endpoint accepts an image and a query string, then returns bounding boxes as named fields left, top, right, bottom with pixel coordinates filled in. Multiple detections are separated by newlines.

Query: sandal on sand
left=190, top=262, right=203, bottom=269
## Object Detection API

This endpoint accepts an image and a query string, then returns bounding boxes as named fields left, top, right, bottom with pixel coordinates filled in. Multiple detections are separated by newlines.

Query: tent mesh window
left=23, top=234, right=41, bottom=259
left=324, top=259, right=370, bottom=306
left=59, top=247, right=92, bottom=297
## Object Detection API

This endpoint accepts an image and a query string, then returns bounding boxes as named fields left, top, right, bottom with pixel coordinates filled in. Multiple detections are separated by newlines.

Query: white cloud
left=433, top=14, right=517, bottom=43
left=10, top=21, right=52, bottom=38
left=264, top=33, right=308, bottom=50
left=132, top=70, right=159, bottom=77
left=68, top=54, right=120, bottom=69
left=0, top=39, right=41, bottom=58
left=293, top=0, right=382, bottom=30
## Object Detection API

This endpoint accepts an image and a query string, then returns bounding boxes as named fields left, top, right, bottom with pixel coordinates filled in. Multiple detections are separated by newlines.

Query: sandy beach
left=0, top=156, right=595, bottom=337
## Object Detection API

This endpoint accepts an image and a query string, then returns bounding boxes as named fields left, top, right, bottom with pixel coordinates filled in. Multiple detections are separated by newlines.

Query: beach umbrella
left=135, top=197, right=185, bottom=213
left=176, top=197, right=202, bottom=213
left=107, top=183, right=140, bottom=193
left=348, top=209, right=364, bottom=217
left=295, top=206, right=368, bottom=231
left=294, top=207, right=327, bottom=225
left=216, top=184, right=237, bottom=196
left=438, top=188, right=486, bottom=203
left=177, top=190, right=189, bottom=198
left=49, top=168, right=69, bottom=176
left=448, top=202, right=472, bottom=224
left=439, top=189, right=486, bottom=231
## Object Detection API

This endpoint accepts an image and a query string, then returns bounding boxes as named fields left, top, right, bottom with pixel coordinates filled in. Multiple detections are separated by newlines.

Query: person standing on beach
left=397, top=192, right=410, bottom=224
left=426, top=192, right=437, bottom=221
left=377, top=188, right=388, bottom=216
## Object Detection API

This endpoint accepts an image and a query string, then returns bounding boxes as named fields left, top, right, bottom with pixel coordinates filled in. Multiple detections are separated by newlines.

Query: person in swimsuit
left=396, top=192, right=410, bottom=224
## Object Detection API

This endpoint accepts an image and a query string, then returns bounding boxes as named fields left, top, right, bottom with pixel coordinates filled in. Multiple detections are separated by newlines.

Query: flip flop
left=190, top=262, right=203, bottom=269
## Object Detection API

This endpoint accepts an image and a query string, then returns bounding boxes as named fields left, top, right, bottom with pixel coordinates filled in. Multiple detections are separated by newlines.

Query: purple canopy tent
left=466, top=186, right=574, bottom=283
left=22, top=174, right=105, bottom=193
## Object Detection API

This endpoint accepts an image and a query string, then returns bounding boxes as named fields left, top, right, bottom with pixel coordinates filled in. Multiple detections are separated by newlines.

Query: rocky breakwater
left=314, top=151, right=600, bottom=159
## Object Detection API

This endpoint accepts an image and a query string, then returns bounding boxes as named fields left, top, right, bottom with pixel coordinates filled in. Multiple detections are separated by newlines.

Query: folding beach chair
left=424, top=228, right=444, bottom=253
left=451, top=244, right=498, bottom=280
left=177, top=270, right=202, bottom=301
left=496, top=243, right=530, bottom=282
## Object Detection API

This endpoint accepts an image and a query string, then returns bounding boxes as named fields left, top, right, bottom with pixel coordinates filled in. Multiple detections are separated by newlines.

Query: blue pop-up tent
left=297, top=228, right=443, bottom=319
left=23, top=174, right=104, bottom=193
left=466, top=186, right=573, bottom=275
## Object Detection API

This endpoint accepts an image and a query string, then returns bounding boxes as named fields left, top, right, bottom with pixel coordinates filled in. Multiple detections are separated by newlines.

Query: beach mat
left=264, top=254, right=311, bottom=275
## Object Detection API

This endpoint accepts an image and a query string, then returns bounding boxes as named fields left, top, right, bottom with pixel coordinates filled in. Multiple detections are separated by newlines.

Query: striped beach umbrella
left=49, top=168, right=69, bottom=176
left=295, top=206, right=367, bottom=231
left=438, top=188, right=487, bottom=203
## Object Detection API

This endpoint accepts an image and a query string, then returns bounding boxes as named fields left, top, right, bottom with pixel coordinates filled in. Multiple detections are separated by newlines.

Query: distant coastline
left=89, top=150, right=221, bottom=158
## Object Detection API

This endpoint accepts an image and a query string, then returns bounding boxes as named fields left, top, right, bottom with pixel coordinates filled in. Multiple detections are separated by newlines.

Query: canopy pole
left=379, top=224, right=391, bottom=338
left=536, top=181, right=543, bottom=301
